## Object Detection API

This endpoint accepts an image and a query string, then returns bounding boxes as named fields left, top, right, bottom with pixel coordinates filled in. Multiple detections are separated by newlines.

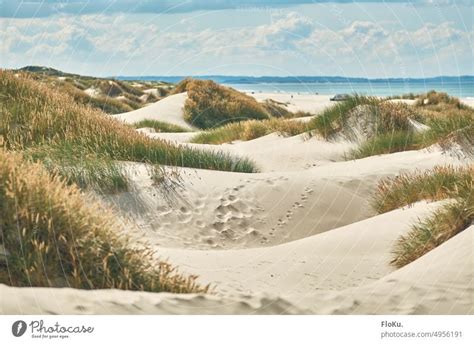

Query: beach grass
left=22, top=68, right=168, bottom=114
left=61, top=82, right=136, bottom=114
left=173, top=78, right=270, bottom=129
left=133, top=119, right=191, bottom=133
left=391, top=196, right=472, bottom=268
left=0, top=149, right=208, bottom=293
left=349, top=131, right=423, bottom=158
left=191, top=118, right=309, bottom=144
left=415, top=90, right=467, bottom=109
left=372, top=165, right=473, bottom=214
left=307, top=95, right=381, bottom=138
left=0, top=70, right=257, bottom=173
left=318, top=92, right=474, bottom=159
left=351, top=113, right=473, bottom=159
left=24, top=143, right=130, bottom=194
left=372, top=165, right=473, bottom=268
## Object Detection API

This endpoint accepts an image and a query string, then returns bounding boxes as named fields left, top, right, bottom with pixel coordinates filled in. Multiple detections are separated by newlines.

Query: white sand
left=461, top=97, right=474, bottom=108
left=112, top=92, right=195, bottom=130
left=306, top=225, right=474, bottom=315
left=3, top=205, right=471, bottom=315
left=84, top=87, right=100, bottom=98
left=104, top=144, right=464, bottom=251
left=250, top=93, right=333, bottom=114
left=155, top=201, right=445, bottom=298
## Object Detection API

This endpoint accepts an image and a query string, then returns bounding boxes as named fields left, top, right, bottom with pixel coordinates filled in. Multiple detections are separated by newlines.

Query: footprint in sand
left=293, top=201, right=304, bottom=209
left=233, top=184, right=245, bottom=191
left=212, top=222, right=225, bottom=231
left=194, top=199, right=205, bottom=209
left=195, top=220, right=205, bottom=228
left=179, top=206, right=190, bottom=214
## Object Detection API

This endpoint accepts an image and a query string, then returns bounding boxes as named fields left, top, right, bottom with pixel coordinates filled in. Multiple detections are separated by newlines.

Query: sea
left=224, top=81, right=474, bottom=98
left=117, top=75, right=474, bottom=98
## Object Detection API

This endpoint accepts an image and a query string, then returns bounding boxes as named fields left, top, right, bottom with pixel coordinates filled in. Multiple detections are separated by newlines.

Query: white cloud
left=1, top=11, right=471, bottom=77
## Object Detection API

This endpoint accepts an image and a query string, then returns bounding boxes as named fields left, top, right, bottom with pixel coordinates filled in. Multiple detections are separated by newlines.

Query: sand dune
left=112, top=92, right=334, bottom=133
left=305, top=225, right=474, bottom=315
left=112, top=93, right=473, bottom=140
left=0, top=284, right=307, bottom=315
left=113, top=92, right=195, bottom=130
left=3, top=203, right=470, bottom=315
left=156, top=201, right=444, bottom=300
left=100, top=143, right=465, bottom=251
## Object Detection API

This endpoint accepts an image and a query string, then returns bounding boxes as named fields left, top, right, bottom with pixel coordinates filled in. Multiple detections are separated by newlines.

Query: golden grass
left=0, top=70, right=257, bottom=173
left=23, top=69, right=167, bottom=114
left=174, top=78, right=270, bottom=129
left=133, top=119, right=190, bottom=133
left=0, top=149, right=208, bottom=293
left=415, top=90, right=466, bottom=109
left=191, top=118, right=308, bottom=144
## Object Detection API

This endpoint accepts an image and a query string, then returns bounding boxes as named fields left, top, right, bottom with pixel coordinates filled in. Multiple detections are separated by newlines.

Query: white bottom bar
left=0, top=315, right=472, bottom=344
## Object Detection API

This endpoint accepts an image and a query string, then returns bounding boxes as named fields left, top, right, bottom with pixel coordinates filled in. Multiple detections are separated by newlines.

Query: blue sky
left=1, top=1, right=472, bottom=77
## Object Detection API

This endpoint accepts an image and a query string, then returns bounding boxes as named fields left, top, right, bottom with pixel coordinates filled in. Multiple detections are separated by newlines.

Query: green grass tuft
left=373, top=165, right=473, bottom=268
left=191, top=118, right=309, bottom=144
left=133, top=119, right=190, bottom=133
left=24, top=143, right=130, bottom=194
left=372, top=165, right=473, bottom=214
left=391, top=196, right=472, bottom=268
left=349, top=131, right=424, bottom=158
left=307, top=95, right=381, bottom=138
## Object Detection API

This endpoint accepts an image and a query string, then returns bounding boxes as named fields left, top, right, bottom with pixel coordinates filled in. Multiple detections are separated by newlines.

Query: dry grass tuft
left=0, top=149, right=208, bottom=293
left=191, top=118, right=309, bottom=144
left=373, top=165, right=473, bottom=268
left=133, top=119, right=190, bottom=133
left=174, top=78, right=270, bottom=129
left=372, top=165, right=473, bottom=214
left=415, top=90, right=466, bottom=109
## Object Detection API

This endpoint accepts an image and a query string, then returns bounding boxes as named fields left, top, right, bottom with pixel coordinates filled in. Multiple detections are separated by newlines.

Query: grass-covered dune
left=0, top=70, right=216, bottom=293
left=17, top=66, right=172, bottom=114
left=174, top=78, right=277, bottom=129
left=0, top=71, right=257, bottom=177
left=308, top=92, right=473, bottom=159
left=0, top=149, right=208, bottom=293
left=373, top=165, right=473, bottom=268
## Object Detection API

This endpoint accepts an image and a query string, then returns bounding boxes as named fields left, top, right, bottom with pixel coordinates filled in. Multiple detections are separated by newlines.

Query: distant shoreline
left=116, top=75, right=474, bottom=84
